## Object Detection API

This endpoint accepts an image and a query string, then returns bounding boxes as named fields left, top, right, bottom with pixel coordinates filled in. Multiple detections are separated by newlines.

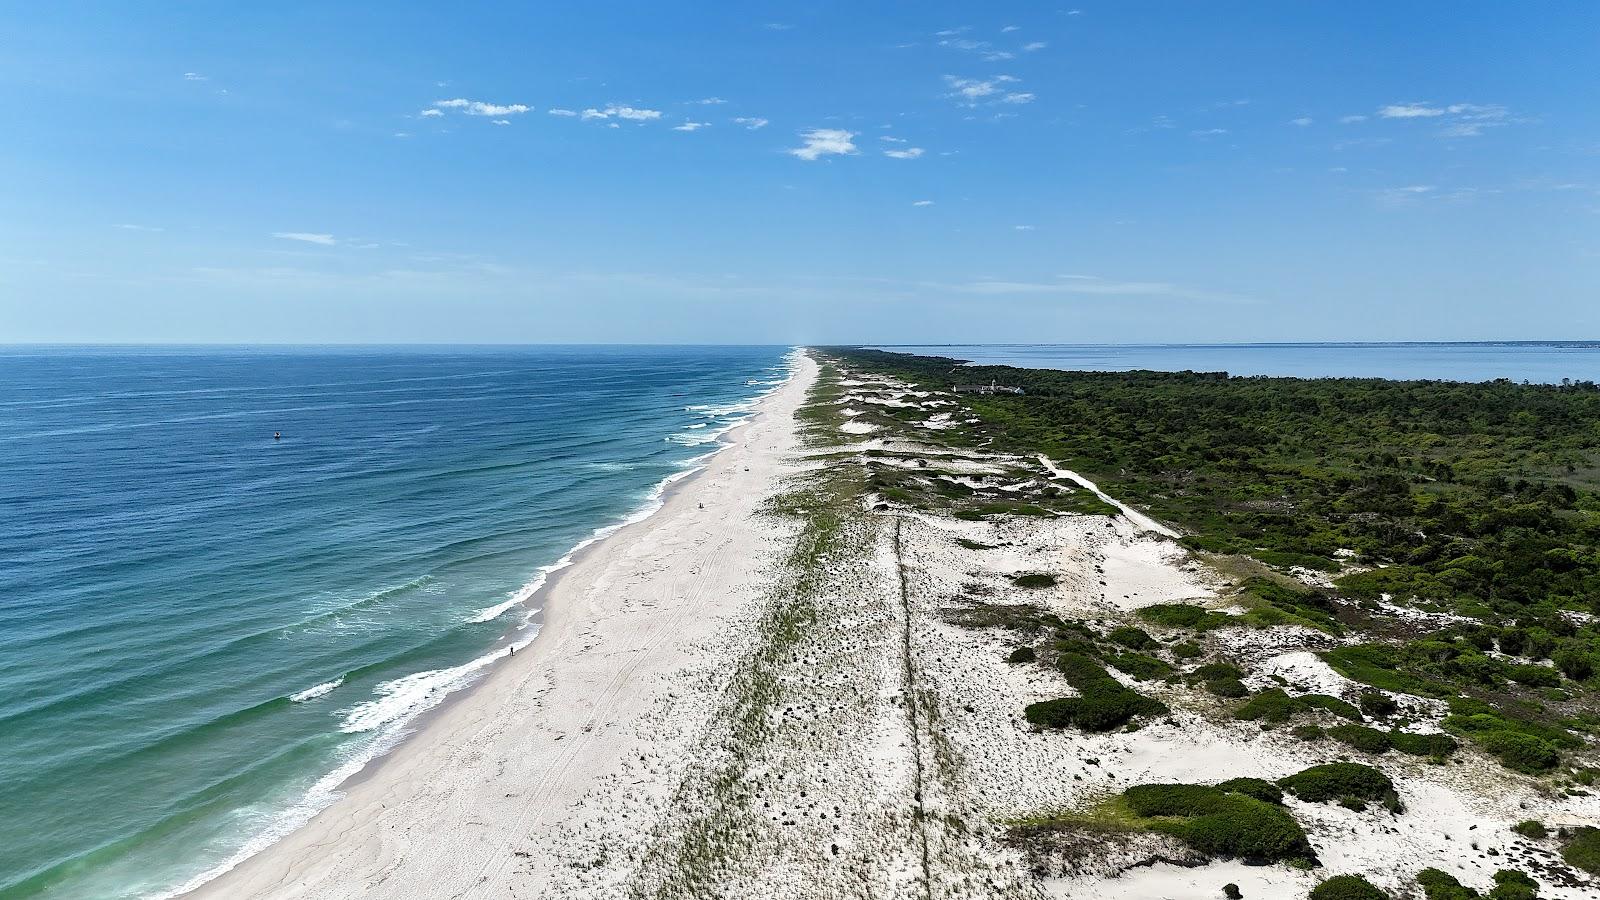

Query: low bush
left=1012, top=573, right=1058, bottom=589
left=1359, top=692, right=1399, bottom=718
left=1121, top=782, right=1316, bottom=865
left=1293, top=724, right=1326, bottom=741
left=1390, top=731, right=1459, bottom=759
left=1562, top=826, right=1600, bottom=874
left=1416, top=869, right=1478, bottom=900
left=1172, top=641, right=1203, bottom=659
left=1138, top=603, right=1230, bottom=630
left=1508, top=664, right=1561, bottom=688
left=1108, top=625, right=1156, bottom=649
left=1475, top=731, right=1560, bottom=774
left=1235, top=688, right=1301, bottom=724
left=956, top=537, right=996, bottom=550
left=1487, top=869, right=1538, bottom=900
left=1328, top=724, right=1394, bottom=754
left=1007, top=646, right=1036, bottom=664
left=1215, top=777, right=1283, bottom=805
left=1510, top=820, right=1547, bottom=839
left=1301, top=694, right=1365, bottom=722
left=1206, top=676, right=1249, bottom=698
left=1309, top=874, right=1389, bottom=900
left=1278, top=762, right=1401, bottom=812
left=1109, top=652, right=1173, bottom=681
left=1223, top=885, right=1242, bottom=900
left=1024, top=653, right=1168, bottom=732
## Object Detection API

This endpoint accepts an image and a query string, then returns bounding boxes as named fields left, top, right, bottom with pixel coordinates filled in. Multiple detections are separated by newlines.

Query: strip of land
left=187, top=348, right=1599, bottom=900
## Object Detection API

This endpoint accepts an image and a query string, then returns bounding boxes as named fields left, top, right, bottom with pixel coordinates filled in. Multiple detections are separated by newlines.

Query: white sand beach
left=187, top=353, right=820, bottom=899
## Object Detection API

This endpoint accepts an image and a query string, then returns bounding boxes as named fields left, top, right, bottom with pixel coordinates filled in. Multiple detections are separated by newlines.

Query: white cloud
left=491, top=119, right=511, bottom=126
left=547, top=108, right=577, bottom=117
left=1002, top=92, right=1035, bottom=104
left=881, top=135, right=907, bottom=143
left=673, top=121, right=710, bottom=131
left=765, top=22, right=794, bottom=30
left=581, top=105, right=663, bottom=122
left=1290, top=116, right=1314, bottom=126
left=884, top=147, right=924, bottom=159
left=113, top=223, right=164, bottom=232
left=420, top=108, right=444, bottom=118
left=733, top=116, right=769, bottom=129
left=695, top=97, right=728, bottom=105
left=788, top=128, right=857, bottom=161
left=434, top=98, right=532, bottom=117
left=272, top=232, right=338, bottom=246
left=1013, top=224, right=1035, bottom=231
left=1379, top=103, right=1445, bottom=118
left=1339, top=115, right=1368, bottom=124
left=183, top=72, right=207, bottom=81
left=1023, top=41, right=1047, bottom=51
left=913, top=200, right=934, bottom=206
left=1001, top=25, right=1020, bottom=33
left=945, top=74, right=1020, bottom=103
left=1190, top=128, right=1229, bottom=137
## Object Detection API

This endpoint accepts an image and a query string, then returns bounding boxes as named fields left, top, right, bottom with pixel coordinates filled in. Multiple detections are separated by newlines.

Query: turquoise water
left=0, top=345, right=792, bottom=898
left=876, top=342, right=1600, bottom=384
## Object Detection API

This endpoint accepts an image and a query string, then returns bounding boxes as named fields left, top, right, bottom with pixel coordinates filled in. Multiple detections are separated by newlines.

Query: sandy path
left=186, top=352, right=819, bottom=900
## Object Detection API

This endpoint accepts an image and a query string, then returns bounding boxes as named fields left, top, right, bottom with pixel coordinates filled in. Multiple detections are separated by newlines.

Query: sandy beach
left=187, top=352, right=820, bottom=899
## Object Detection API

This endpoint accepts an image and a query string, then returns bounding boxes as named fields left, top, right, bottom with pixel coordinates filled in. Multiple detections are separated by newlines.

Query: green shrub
left=1215, top=777, right=1284, bottom=805
left=956, top=538, right=996, bottom=550
left=1013, top=573, right=1057, bottom=588
left=1025, top=653, right=1168, bottom=732
left=1278, top=762, right=1400, bottom=812
left=1359, top=692, right=1399, bottom=718
left=1122, top=783, right=1315, bottom=865
left=1138, top=603, right=1230, bottom=630
left=1487, top=869, right=1538, bottom=900
left=1508, top=664, right=1560, bottom=688
left=1109, top=652, right=1173, bottom=681
left=1223, top=885, right=1242, bottom=900
left=1552, top=648, right=1594, bottom=681
left=1172, top=641, right=1204, bottom=659
left=1390, top=731, right=1459, bottom=759
left=1510, top=820, right=1547, bottom=839
left=1302, top=694, right=1365, bottom=722
left=1309, top=874, right=1389, bottom=900
left=1007, top=646, right=1036, bottom=664
left=1108, top=625, right=1157, bottom=650
left=1475, top=731, right=1559, bottom=774
left=1416, top=868, right=1479, bottom=900
left=1562, top=827, right=1600, bottom=874
left=1293, top=724, right=1326, bottom=741
left=1328, top=724, right=1394, bottom=754
left=1206, top=676, right=1249, bottom=698
left=1235, top=688, right=1300, bottom=724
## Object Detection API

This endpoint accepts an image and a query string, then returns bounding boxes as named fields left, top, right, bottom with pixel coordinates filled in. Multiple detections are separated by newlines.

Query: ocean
left=875, top=342, right=1600, bottom=384
left=0, top=345, right=793, bottom=899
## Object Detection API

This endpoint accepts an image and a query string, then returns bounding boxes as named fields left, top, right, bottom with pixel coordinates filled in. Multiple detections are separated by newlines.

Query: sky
left=2, top=1, right=1597, bottom=344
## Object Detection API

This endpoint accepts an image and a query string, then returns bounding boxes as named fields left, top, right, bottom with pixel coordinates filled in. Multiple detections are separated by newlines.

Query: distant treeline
left=825, top=348, right=1600, bottom=619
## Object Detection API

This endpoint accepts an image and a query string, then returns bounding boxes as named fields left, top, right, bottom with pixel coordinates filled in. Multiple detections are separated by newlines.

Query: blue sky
left=2, top=2, right=1597, bottom=344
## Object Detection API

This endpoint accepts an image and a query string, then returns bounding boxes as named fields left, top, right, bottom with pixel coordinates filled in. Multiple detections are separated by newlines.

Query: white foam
left=289, top=678, right=344, bottom=703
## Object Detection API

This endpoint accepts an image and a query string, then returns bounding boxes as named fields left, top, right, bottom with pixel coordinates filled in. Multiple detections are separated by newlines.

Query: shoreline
left=181, top=349, right=819, bottom=899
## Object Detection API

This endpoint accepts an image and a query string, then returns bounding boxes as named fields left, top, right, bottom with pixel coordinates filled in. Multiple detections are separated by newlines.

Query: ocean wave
left=338, top=630, right=539, bottom=734
left=288, top=677, right=344, bottom=703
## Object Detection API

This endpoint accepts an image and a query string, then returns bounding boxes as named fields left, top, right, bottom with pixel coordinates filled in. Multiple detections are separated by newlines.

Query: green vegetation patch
left=1234, top=688, right=1362, bottom=725
left=1310, top=875, right=1390, bottom=900
left=1023, top=652, right=1168, bottom=732
left=1138, top=603, right=1233, bottom=631
left=1012, top=572, right=1058, bottom=589
left=1561, top=826, right=1600, bottom=875
left=1278, top=762, right=1402, bottom=813
left=1416, top=867, right=1542, bottom=900
left=1120, top=782, right=1317, bottom=865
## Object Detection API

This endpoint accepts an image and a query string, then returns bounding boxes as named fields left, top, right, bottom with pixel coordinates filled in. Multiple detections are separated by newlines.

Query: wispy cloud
left=547, top=108, right=578, bottom=117
left=694, top=97, right=728, bottom=105
left=581, top=105, right=663, bottom=122
left=1190, top=128, right=1229, bottom=137
left=433, top=98, right=532, bottom=117
left=272, top=232, right=338, bottom=246
left=883, top=147, right=924, bottom=159
left=1339, top=114, right=1368, bottom=124
left=1376, top=101, right=1514, bottom=137
left=1023, top=41, right=1047, bottom=52
left=420, top=108, right=444, bottom=118
left=183, top=72, right=207, bottom=81
left=1290, top=116, right=1314, bottom=126
left=733, top=116, right=769, bottom=130
left=1013, top=225, right=1035, bottom=231
left=1379, top=103, right=1446, bottom=119
left=945, top=74, right=1032, bottom=106
left=913, top=200, right=934, bottom=206
left=788, top=128, right=857, bottom=161
left=673, top=121, right=710, bottom=132
left=113, top=223, right=164, bottom=232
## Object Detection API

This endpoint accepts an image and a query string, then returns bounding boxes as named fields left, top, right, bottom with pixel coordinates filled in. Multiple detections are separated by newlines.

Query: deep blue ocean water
left=876, top=342, right=1600, bottom=384
left=0, top=345, right=792, bottom=899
